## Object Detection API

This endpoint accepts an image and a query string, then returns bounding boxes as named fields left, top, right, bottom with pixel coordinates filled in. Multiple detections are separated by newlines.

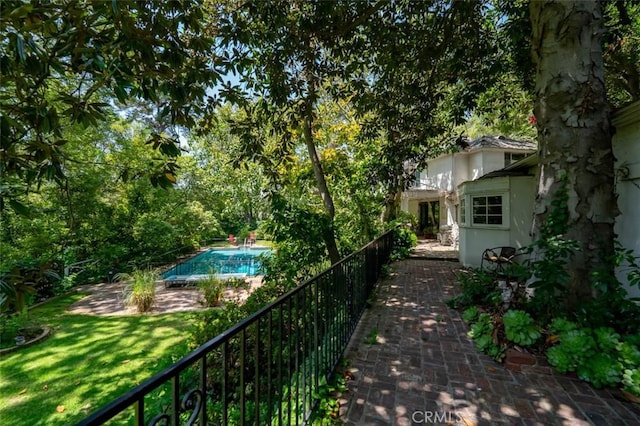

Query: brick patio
left=339, top=257, right=640, bottom=425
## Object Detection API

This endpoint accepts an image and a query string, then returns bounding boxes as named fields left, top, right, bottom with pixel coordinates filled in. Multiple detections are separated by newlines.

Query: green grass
left=0, top=293, right=193, bottom=425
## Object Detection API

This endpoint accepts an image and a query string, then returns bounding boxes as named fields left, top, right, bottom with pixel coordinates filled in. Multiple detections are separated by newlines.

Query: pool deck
left=67, top=276, right=264, bottom=316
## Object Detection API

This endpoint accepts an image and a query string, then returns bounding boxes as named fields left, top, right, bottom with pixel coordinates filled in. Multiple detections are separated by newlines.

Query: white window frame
left=471, top=195, right=504, bottom=226
left=504, top=152, right=527, bottom=167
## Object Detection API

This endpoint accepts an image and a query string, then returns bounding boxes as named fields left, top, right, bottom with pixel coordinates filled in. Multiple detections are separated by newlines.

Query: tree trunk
left=302, top=96, right=341, bottom=265
left=382, top=185, right=401, bottom=223
left=530, top=0, right=617, bottom=309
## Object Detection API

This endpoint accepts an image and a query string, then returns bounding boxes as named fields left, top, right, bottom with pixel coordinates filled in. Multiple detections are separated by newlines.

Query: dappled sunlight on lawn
left=0, top=294, right=192, bottom=425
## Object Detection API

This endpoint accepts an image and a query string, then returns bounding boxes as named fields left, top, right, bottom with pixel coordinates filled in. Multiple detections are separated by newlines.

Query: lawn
left=0, top=293, right=194, bottom=425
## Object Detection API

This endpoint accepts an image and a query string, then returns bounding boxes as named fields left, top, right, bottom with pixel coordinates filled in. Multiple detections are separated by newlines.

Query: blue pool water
left=162, top=248, right=271, bottom=280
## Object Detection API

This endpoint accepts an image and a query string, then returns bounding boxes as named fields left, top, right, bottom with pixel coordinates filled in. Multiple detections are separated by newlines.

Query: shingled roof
left=461, top=135, right=537, bottom=151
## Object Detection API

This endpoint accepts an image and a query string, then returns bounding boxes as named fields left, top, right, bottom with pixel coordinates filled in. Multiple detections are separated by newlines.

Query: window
left=472, top=195, right=503, bottom=225
left=459, top=198, right=466, bottom=225
left=504, top=152, right=527, bottom=166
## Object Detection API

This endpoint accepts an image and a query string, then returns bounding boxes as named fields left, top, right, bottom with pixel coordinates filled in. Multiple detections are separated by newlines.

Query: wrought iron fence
left=78, top=230, right=393, bottom=425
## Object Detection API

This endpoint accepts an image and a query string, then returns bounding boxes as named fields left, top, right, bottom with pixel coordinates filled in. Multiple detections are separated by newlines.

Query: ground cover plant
left=0, top=293, right=192, bottom=425
left=449, top=186, right=640, bottom=399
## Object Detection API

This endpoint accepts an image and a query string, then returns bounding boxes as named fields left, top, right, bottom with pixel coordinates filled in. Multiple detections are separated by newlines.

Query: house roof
left=479, top=153, right=538, bottom=180
left=463, top=135, right=537, bottom=152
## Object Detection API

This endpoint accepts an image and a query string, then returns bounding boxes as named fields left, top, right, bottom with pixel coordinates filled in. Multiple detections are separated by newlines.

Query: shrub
left=448, top=269, right=501, bottom=309
left=390, top=227, right=417, bottom=261
left=117, top=269, right=158, bottom=313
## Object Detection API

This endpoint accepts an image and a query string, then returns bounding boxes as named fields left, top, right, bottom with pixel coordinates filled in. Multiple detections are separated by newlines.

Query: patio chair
left=481, top=246, right=526, bottom=275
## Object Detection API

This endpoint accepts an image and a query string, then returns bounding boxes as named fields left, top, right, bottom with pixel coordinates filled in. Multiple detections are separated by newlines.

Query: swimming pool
left=162, top=247, right=271, bottom=282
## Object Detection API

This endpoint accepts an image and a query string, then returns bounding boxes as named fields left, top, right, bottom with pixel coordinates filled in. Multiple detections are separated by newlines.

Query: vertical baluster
left=255, top=319, right=260, bottom=425
left=278, top=303, right=283, bottom=425
left=240, top=329, right=246, bottom=425
left=301, top=288, right=307, bottom=420
left=135, top=397, right=144, bottom=426
left=267, top=310, right=273, bottom=424
left=200, top=354, right=207, bottom=425
left=223, top=340, right=228, bottom=425
left=287, top=297, right=293, bottom=426
left=314, top=278, right=320, bottom=401
left=172, top=376, right=180, bottom=425
left=293, top=292, right=300, bottom=426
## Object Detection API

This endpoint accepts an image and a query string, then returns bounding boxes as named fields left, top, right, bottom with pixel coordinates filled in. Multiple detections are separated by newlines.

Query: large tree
left=529, top=0, right=617, bottom=309
left=344, top=0, right=501, bottom=221
left=0, top=1, right=218, bottom=197
left=213, top=1, right=386, bottom=264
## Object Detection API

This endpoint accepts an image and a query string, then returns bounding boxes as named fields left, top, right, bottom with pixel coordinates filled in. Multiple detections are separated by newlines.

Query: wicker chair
left=481, top=246, right=526, bottom=275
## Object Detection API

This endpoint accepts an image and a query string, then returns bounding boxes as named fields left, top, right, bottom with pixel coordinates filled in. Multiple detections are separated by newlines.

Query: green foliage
left=462, top=306, right=479, bottom=323
left=0, top=312, right=42, bottom=348
left=448, top=268, right=501, bottom=309
left=526, top=178, right=577, bottom=321
left=117, top=269, right=158, bottom=313
left=622, top=368, right=640, bottom=397
left=546, top=326, right=637, bottom=389
left=1, top=0, right=217, bottom=190
left=503, top=310, right=541, bottom=346
left=548, top=317, right=578, bottom=335
left=312, top=373, right=348, bottom=423
left=577, top=242, right=640, bottom=335
left=55, top=273, right=82, bottom=296
left=577, top=353, right=623, bottom=389
left=0, top=264, right=60, bottom=314
left=364, top=328, right=378, bottom=345
left=390, top=227, right=417, bottom=261
left=547, top=329, right=596, bottom=373
left=198, top=275, right=225, bottom=308
left=468, top=313, right=505, bottom=361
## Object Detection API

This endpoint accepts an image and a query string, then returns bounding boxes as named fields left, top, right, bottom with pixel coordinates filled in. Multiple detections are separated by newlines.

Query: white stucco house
left=401, top=135, right=536, bottom=244
left=457, top=101, right=640, bottom=299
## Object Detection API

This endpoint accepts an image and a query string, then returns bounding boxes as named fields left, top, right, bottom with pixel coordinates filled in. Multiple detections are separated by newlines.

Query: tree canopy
left=1, top=0, right=639, bottom=310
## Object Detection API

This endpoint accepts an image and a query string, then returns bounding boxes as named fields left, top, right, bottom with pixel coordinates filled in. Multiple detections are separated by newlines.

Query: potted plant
left=1, top=313, right=42, bottom=348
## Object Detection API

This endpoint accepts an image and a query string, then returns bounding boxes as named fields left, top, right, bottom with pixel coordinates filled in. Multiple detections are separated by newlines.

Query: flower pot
left=14, top=335, right=26, bottom=345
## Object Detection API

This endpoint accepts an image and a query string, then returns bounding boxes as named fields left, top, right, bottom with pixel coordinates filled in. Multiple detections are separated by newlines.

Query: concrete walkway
left=339, top=258, right=640, bottom=425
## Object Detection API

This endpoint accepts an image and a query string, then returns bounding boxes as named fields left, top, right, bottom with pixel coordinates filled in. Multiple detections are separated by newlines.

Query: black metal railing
left=78, top=230, right=393, bottom=425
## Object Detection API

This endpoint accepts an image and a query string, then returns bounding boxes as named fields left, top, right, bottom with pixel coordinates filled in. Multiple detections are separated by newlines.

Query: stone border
left=0, top=326, right=52, bottom=356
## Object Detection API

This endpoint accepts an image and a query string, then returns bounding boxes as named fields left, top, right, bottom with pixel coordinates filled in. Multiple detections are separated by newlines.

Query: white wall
left=613, top=101, right=640, bottom=299
left=458, top=176, right=534, bottom=268
left=468, top=152, right=484, bottom=180
left=482, top=151, right=507, bottom=176
left=421, top=155, right=454, bottom=191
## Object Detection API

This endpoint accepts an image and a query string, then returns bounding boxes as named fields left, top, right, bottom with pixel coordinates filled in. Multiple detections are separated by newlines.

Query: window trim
left=504, top=152, right=527, bottom=167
